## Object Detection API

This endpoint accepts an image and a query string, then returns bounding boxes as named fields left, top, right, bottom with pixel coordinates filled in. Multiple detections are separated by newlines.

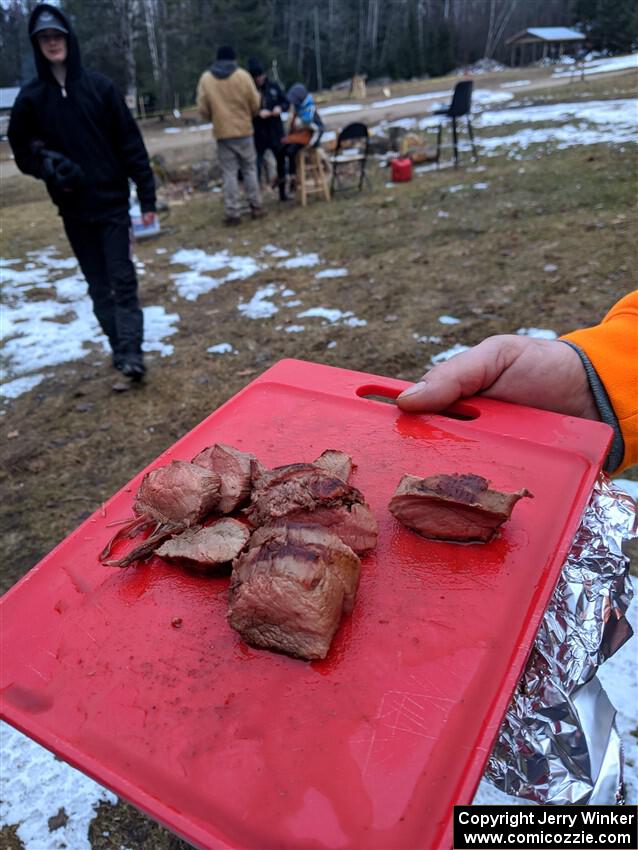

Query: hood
left=29, top=4, right=82, bottom=82
left=210, top=59, right=237, bottom=80
left=286, top=83, right=308, bottom=108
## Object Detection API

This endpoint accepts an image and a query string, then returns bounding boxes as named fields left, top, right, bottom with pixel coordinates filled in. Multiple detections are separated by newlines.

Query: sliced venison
left=389, top=472, right=532, bottom=543
left=228, top=524, right=361, bottom=660
left=155, top=518, right=250, bottom=572
left=192, top=443, right=257, bottom=514
left=313, top=450, right=354, bottom=482
left=100, top=460, right=221, bottom=567
left=247, top=465, right=377, bottom=553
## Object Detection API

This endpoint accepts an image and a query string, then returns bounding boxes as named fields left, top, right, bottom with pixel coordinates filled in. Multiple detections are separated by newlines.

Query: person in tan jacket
left=196, top=46, right=263, bottom=225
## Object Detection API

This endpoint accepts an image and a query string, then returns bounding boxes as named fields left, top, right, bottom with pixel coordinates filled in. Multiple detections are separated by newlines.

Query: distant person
left=248, top=57, right=289, bottom=202
left=397, top=291, right=638, bottom=474
left=282, top=83, right=325, bottom=188
left=196, top=46, right=264, bottom=226
left=8, top=3, right=157, bottom=382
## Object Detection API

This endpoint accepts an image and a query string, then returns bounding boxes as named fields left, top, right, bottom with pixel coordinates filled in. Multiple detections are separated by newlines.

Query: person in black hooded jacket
left=8, top=4, right=157, bottom=381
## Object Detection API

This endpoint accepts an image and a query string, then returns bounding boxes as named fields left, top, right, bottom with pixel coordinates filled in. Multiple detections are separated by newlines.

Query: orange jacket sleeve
left=561, top=290, right=638, bottom=473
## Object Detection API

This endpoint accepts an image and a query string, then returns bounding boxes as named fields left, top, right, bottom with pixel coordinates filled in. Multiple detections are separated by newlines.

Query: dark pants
left=256, top=144, right=288, bottom=199
left=63, top=216, right=143, bottom=358
left=282, top=143, right=305, bottom=178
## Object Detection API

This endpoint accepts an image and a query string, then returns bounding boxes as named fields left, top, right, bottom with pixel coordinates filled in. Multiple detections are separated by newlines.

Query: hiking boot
left=112, top=352, right=125, bottom=371
left=224, top=215, right=241, bottom=227
left=250, top=206, right=266, bottom=220
left=121, top=353, right=146, bottom=383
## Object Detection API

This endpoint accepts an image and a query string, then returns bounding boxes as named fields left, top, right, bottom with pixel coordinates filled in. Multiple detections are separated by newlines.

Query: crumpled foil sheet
left=485, top=473, right=637, bottom=804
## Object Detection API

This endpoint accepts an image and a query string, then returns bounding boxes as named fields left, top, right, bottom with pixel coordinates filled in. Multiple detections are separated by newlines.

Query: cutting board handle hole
left=356, top=385, right=480, bottom=420
left=356, top=384, right=400, bottom=405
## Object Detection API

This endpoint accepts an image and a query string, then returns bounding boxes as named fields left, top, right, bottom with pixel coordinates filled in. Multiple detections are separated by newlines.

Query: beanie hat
left=248, top=57, right=265, bottom=78
left=216, top=45, right=236, bottom=61
left=32, top=8, right=68, bottom=36
left=286, top=83, right=308, bottom=107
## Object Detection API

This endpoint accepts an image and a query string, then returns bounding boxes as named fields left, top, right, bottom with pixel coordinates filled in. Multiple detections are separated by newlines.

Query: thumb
left=396, top=337, right=517, bottom=412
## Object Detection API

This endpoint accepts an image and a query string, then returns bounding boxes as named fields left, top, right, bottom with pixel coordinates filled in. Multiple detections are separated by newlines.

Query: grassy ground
left=1, top=73, right=636, bottom=849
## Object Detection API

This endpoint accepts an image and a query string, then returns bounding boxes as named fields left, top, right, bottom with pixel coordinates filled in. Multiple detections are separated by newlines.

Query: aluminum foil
left=485, top=473, right=636, bottom=804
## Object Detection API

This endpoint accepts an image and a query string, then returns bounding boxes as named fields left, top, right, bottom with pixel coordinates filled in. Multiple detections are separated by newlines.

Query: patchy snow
left=321, top=103, right=363, bottom=115
left=283, top=324, right=306, bottom=333
left=431, top=343, right=470, bottom=364
left=277, top=253, right=321, bottom=269
left=415, top=334, right=443, bottom=344
left=237, top=284, right=279, bottom=319
left=477, top=98, right=636, bottom=129
left=170, top=248, right=265, bottom=300
left=473, top=182, right=489, bottom=189
left=371, top=90, right=450, bottom=109
left=516, top=327, right=558, bottom=340
left=315, top=268, right=349, bottom=279
left=553, top=52, right=638, bottom=77
left=614, top=479, right=638, bottom=500
left=437, top=210, right=450, bottom=218
left=260, top=243, right=290, bottom=258
left=1, top=249, right=178, bottom=399
left=297, top=307, right=367, bottom=327
left=0, top=721, right=117, bottom=850
left=501, top=80, right=531, bottom=88
left=162, top=127, right=182, bottom=134
left=207, top=342, right=236, bottom=354
left=438, top=315, right=461, bottom=325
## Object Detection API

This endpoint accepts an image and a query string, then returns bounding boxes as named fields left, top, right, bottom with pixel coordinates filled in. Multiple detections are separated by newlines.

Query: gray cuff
left=560, top=340, right=624, bottom=473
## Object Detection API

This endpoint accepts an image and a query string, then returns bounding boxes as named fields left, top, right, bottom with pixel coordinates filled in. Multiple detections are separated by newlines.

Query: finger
left=396, top=336, right=519, bottom=412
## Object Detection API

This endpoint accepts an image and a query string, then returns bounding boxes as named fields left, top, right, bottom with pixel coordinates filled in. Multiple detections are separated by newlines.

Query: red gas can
left=391, top=157, right=412, bottom=182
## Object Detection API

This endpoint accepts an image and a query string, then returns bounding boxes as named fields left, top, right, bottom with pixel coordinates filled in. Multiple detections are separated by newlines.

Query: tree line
left=1, top=0, right=636, bottom=112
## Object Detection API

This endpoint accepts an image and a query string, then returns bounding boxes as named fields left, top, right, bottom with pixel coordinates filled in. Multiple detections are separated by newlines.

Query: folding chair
left=330, top=122, right=370, bottom=193
left=434, top=81, right=478, bottom=168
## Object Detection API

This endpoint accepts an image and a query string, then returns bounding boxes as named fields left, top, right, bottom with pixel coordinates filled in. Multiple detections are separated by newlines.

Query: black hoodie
left=8, top=4, right=155, bottom=220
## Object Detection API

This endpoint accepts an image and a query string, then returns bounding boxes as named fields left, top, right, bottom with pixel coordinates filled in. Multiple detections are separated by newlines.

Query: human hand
left=272, top=106, right=282, bottom=116
left=397, top=335, right=600, bottom=421
left=259, top=109, right=271, bottom=119
left=141, top=211, right=156, bottom=226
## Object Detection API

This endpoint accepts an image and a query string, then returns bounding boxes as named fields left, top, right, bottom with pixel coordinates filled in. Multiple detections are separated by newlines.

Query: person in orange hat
left=397, top=292, right=637, bottom=474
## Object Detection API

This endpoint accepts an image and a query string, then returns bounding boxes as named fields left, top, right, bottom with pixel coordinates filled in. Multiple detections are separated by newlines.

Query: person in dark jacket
left=248, top=58, right=289, bottom=202
left=8, top=4, right=157, bottom=381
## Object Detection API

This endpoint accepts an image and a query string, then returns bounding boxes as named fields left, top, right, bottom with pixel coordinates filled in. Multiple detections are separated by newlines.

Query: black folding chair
left=330, top=122, right=370, bottom=193
left=434, top=81, right=478, bottom=168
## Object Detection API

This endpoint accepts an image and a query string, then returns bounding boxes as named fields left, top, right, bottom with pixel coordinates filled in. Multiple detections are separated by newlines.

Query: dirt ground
left=1, top=69, right=636, bottom=849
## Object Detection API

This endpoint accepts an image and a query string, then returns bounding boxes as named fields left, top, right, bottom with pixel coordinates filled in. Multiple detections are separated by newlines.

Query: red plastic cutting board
left=1, top=359, right=611, bottom=850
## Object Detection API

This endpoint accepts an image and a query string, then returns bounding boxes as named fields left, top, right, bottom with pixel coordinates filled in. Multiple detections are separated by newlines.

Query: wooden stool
left=296, top=147, right=331, bottom=206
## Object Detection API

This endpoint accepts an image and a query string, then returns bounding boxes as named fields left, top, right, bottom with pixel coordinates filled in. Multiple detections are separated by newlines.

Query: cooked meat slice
left=281, top=505, right=378, bottom=553
left=155, top=518, right=250, bottom=572
left=192, top=443, right=257, bottom=513
left=247, top=466, right=365, bottom=526
left=313, top=450, right=354, bottom=481
left=389, top=473, right=532, bottom=543
left=228, top=524, right=361, bottom=659
left=135, top=460, right=221, bottom=526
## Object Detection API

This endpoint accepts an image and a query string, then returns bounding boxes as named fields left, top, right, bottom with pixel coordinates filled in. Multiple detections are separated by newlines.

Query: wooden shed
left=506, top=27, right=585, bottom=66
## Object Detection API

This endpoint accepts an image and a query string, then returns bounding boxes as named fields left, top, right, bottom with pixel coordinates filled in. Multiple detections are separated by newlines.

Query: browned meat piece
left=192, top=443, right=257, bottom=514
left=248, top=465, right=362, bottom=520
left=134, top=460, right=221, bottom=525
left=271, top=505, right=377, bottom=553
left=100, top=460, right=221, bottom=567
left=247, top=465, right=378, bottom=553
left=155, top=518, right=250, bottom=572
left=313, top=450, right=354, bottom=482
left=389, top=473, right=532, bottom=543
left=228, top=524, right=361, bottom=660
